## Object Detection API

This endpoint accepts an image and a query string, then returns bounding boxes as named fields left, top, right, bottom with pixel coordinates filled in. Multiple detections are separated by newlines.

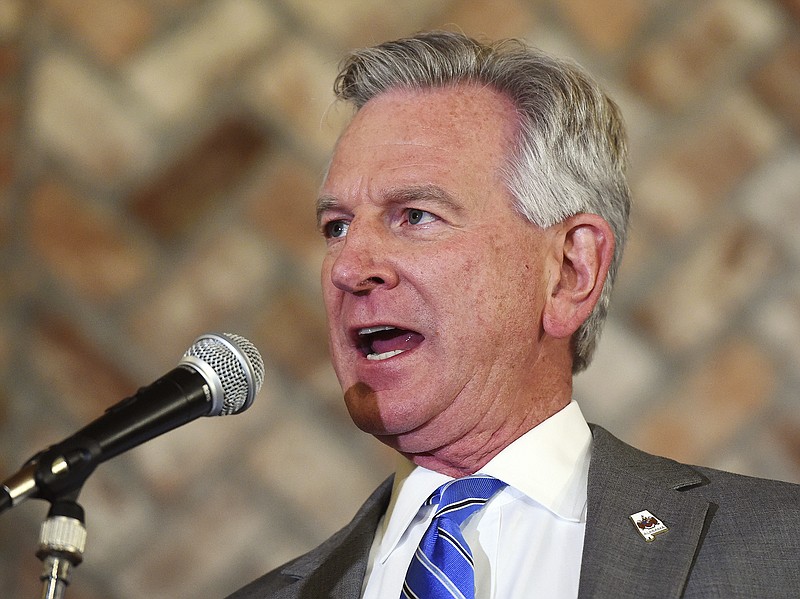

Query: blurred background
left=1, top=0, right=799, bottom=597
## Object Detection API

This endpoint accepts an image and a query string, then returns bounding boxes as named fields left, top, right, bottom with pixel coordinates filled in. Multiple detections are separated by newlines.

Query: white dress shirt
left=361, top=400, right=592, bottom=598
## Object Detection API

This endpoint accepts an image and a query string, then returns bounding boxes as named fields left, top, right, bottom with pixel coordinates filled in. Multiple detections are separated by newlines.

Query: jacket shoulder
left=589, top=424, right=800, bottom=499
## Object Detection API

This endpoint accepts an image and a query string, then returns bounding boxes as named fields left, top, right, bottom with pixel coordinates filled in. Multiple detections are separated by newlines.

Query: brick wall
left=1, top=1, right=798, bottom=597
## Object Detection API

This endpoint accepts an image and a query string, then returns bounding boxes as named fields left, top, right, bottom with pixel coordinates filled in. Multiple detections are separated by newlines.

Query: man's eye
left=324, top=220, right=349, bottom=239
left=407, top=209, right=435, bottom=225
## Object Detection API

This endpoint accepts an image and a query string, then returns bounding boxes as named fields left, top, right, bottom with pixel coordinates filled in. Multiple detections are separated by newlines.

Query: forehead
left=323, top=84, right=519, bottom=196
left=346, top=84, right=517, bottom=144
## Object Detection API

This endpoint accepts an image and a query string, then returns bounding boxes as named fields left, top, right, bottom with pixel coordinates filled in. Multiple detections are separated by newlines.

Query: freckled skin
left=319, top=85, right=577, bottom=476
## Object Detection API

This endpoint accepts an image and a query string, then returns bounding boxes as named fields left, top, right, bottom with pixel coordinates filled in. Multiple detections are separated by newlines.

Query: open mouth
left=357, top=325, right=425, bottom=361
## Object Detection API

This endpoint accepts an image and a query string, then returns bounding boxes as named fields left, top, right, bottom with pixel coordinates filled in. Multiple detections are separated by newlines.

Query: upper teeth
left=358, top=325, right=396, bottom=336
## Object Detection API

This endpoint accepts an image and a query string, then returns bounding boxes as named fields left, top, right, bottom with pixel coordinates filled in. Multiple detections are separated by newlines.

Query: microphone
left=0, top=332, right=264, bottom=514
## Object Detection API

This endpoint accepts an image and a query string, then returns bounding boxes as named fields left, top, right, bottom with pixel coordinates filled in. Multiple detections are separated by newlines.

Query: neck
left=380, top=342, right=575, bottom=478
left=404, top=392, right=571, bottom=477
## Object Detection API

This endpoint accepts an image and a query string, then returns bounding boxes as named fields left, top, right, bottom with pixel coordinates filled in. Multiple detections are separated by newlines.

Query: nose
left=327, top=219, right=399, bottom=295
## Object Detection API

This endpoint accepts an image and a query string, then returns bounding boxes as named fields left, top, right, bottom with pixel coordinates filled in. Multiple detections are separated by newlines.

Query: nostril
left=352, top=276, right=385, bottom=295
left=361, top=276, right=385, bottom=286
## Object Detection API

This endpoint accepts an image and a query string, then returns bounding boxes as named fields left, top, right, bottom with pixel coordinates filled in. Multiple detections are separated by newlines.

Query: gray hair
left=333, top=31, right=630, bottom=373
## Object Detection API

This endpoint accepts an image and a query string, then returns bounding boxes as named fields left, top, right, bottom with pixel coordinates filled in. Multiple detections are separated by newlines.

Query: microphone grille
left=182, top=333, right=265, bottom=415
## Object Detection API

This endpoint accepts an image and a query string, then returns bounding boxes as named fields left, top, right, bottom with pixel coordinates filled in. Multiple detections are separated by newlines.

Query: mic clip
left=4, top=436, right=102, bottom=510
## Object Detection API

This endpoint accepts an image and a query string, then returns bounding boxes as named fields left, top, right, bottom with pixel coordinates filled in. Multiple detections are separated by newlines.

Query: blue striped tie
left=401, top=476, right=507, bottom=599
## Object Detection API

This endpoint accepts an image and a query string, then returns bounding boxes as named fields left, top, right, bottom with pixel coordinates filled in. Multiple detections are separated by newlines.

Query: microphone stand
left=4, top=442, right=95, bottom=598
left=36, top=495, right=87, bottom=599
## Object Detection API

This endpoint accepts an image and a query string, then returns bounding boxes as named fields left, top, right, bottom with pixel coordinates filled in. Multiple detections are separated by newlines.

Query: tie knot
left=429, top=476, right=507, bottom=527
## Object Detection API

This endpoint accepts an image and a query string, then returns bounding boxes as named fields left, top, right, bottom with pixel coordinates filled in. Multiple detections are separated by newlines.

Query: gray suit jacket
left=228, top=426, right=800, bottom=598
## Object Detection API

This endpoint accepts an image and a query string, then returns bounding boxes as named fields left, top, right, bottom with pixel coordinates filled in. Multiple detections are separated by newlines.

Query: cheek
left=471, top=237, right=547, bottom=334
left=320, top=253, right=334, bottom=288
left=320, top=261, right=340, bottom=311
left=427, top=243, right=514, bottom=338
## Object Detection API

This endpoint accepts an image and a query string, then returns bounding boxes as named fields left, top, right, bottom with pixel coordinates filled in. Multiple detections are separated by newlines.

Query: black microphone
left=0, top=332, right=264, bottom=513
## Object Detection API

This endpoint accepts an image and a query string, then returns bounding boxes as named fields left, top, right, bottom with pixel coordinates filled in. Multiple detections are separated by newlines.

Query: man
left=230, top=31, right=800, bottom=598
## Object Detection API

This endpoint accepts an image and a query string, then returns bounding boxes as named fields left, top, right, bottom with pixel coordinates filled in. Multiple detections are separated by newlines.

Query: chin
left=343, top=382, right=391, bottom=434
left=343, top=383, right=432, bottom=438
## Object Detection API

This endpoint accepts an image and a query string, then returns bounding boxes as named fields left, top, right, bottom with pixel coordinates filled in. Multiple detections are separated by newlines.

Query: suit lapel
left=278, top=477, right=393, bottom=598
left=578, top=426, right=712, bottom=598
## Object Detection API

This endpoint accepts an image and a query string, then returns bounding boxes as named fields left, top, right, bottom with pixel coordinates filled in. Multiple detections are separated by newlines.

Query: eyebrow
left=316, top=184, right=463, bottom=227
left=316, top=195, right=339, bottom=227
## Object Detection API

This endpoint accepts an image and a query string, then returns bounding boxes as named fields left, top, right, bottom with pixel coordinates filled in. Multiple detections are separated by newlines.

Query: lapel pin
left=629, top=510, right=669, bottom=542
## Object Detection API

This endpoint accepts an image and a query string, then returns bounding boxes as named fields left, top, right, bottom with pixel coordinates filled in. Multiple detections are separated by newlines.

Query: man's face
left=318, top=85, right=561, bottom=464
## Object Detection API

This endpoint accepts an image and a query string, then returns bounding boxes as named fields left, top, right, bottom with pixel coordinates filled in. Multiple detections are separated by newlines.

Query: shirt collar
left=375, top=400, right=592, bottom=563
left=477, top=400, right=591, bottom=522
left=376, top=455, right=451, bottom=563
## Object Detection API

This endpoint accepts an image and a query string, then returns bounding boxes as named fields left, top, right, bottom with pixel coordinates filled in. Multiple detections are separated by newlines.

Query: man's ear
left=543, top=213, right=615, bottom=339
